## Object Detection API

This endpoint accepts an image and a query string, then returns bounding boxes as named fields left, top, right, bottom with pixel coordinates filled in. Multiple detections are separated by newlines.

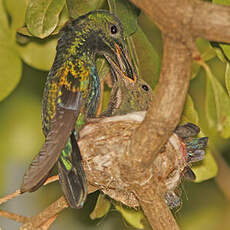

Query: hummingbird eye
left=142, top=84, right=149, bottom=91
left=111, top=25, right=118, bottom=34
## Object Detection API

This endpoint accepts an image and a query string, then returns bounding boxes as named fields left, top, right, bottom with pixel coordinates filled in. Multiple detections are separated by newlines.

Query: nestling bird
left=102, top=57, right=208, bottom=209
left=20, top=10, right=134, bottom=209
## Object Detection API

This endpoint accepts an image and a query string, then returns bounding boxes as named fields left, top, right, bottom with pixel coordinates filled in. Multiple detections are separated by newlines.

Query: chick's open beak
left=105, top=43, right=137, bottom=82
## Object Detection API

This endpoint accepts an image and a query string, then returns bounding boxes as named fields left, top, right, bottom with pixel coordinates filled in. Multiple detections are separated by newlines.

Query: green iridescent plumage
left=20, top=10, right=134, bottom=209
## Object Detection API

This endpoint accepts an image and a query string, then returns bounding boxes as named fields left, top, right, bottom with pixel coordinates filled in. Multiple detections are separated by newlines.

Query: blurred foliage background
left=1, top=0, right=230, bottom=229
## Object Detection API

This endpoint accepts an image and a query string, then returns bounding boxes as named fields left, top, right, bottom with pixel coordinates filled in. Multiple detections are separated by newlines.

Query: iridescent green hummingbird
left=20, top=10, right=134, bottom=209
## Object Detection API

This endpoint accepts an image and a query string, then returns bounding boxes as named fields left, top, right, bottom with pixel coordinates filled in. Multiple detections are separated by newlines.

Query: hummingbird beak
left=105, top=43, right=137, bottom=82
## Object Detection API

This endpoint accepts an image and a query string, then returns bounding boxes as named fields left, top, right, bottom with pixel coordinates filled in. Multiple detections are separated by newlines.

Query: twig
left=43, top=175, right=59, bottom=186
left=0, top=190, right=20, bottom=205
left=20, top=196, right=68, bottom=229
left=0, top=210, right=29, bottom=223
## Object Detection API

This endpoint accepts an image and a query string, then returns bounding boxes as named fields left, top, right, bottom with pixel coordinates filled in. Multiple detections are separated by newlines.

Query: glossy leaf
left=205, top=76, right=217, bottom=128
left=0, top=0, right=11, bottom=42
left=214, top=46, right=228, bottom=63
left=4, top=0, right=27, bottom=30
left=66, top=0, right=105, bottom=18
left=138, top=12, right=163, bottom=58
left=181, top=94, right=199, bottom=125
left=190, top=62, right=201, bottom=79
left=191, top=39, right=216, bottom=80
left=0, top=47, right=22, bottom=101
left=17, top=37, right=57, bottom=71
left=115, top=204, right=144, bottom=229
left=96, top=57, right=110, bottom=80
left=115, top=0, right=140, bottom=36
left=225, top=62, right=230, bottom=96
left=196, top=38, right=216, bottom=62
left=220, top=44, right=230, bottom=61
left=213, top=0, right=230, bottom=5
left=90, top=194, right=111, bottom=220
left=51, top=4, right=69, bottom=34
left=203, top=63, right=230, bottom=138
left=26, top=0, right=65, bottom=38
left=131, top=25, right=160, bottom=88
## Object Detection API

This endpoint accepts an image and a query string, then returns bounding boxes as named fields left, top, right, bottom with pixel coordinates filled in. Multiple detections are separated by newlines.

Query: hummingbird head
left=105, top=56, right=154, bottom=114
left=60, top=10, right=135, bottom=81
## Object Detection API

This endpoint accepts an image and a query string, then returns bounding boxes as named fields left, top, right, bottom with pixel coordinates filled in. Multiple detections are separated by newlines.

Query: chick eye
left=111, top=25, right=118, bottom=34
left=142, top=84, right=149, bottom=91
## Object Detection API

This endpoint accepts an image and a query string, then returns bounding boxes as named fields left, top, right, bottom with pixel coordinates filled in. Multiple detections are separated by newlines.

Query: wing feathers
left=21, top=92, right=81, bottom=193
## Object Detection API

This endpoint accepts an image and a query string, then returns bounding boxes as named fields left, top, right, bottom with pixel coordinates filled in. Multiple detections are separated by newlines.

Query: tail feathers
left=58, top=132, right=87, bottom=208
left=175, top=123, right=200, bottom=139
left=185, top=137, right=208, bottom=163
left=186, top=137, right=208, bottom=152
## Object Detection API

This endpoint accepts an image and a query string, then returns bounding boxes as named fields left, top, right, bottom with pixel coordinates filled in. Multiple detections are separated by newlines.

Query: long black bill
left=105, top=43, right=136, bottom=82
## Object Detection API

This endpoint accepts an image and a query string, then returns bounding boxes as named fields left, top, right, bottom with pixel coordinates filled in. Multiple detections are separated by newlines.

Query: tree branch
left=124, top=36, right=192, bottom=176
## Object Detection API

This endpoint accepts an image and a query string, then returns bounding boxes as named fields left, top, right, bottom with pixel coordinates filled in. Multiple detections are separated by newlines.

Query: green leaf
left=0, top=0, right=11, bottom=43
left=17, top=37, right=57, bottom=70
left=115, top=0, right=140, bottom=36
left=225, top=62, right=230, bottom=96
left=90, top=194, right=111, bottom=220
left=0, top=0, right=8, bottom=28
left=26, top=0, right=65, bottom=38
left=138, top=12, right=163, bottom=58
left=96, top=57, right=110, bottom=80
left=0, top=47, right=22, bottom=101
left=102, top=89, right=111, bottom=112
left=114, top=204, right=145, bottom=229
left=213, top=0, right=230, bottom=6
left=66, top=0, right=105, bottom=18
left=4, top=0, right=27, bottom=30
left=205, top=76, right=217, bottom=128
left=214, top=47, right=228, bottom=63
left=192, top=147, right=218, bottom=182
left=190, top=62, right=201, bottom=79
left=131, top=25, right=160, bottom=88
left=191, top=39, right=216, bottom=80
left=181, top=94, right=199, bottom=125
left=220, top=44, right=230, bottom=61
left=203, top=62, right=230, bottom=138
left=196, top=38, right=216, bottom=62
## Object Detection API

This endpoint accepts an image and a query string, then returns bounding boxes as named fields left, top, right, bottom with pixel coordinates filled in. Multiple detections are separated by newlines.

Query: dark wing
left=20, top=90, right=82, bottom=193
left=58, top=132, right=87, bottom=208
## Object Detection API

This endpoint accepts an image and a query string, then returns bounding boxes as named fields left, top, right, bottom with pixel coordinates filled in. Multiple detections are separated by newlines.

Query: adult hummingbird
left=20, top=10, right=134, bottom=209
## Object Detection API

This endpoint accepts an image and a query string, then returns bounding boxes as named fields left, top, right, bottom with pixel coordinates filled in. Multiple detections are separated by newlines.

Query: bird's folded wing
left=20, top=90, right=82, bottom=193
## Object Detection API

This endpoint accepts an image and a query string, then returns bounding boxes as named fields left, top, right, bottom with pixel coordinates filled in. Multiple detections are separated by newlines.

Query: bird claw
left=181, top=166, right=196, bottom=181
left=165, top=191, right=181, bottom=210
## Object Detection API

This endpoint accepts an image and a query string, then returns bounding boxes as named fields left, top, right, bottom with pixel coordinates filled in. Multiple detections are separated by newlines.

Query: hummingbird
left=102, top=58, right=208, bottom=209
left=20, top=10, right=135, bottom=209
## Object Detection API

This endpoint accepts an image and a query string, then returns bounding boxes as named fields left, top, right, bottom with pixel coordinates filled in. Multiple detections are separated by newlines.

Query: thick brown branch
left=191, top=1, right=230, bottom=43
left=135, top=186, right=180, bottom=230
left=130, top=0, right=230, bottom=48
left=125, top=36, right=191, bottom=175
